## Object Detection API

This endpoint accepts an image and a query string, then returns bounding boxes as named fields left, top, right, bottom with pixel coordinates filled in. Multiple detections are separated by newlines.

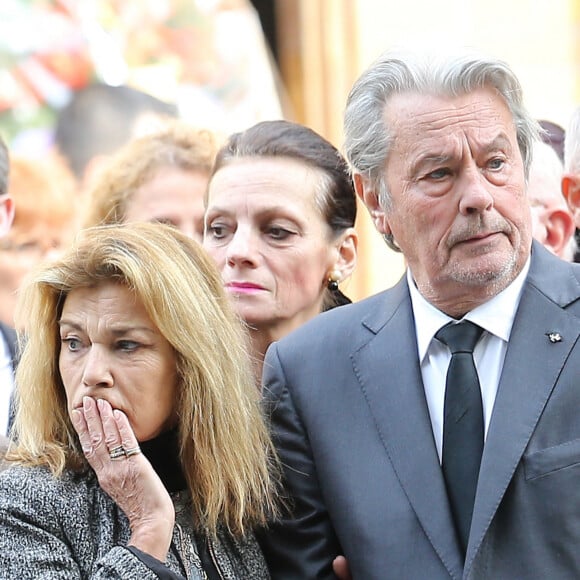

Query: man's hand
left=333, top=555, right=352, bottom=580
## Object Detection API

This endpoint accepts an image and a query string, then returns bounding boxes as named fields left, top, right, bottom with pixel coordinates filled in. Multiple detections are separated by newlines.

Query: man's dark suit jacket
left=0, top=322, right=17, bottom=435
left=259, top=242, right=580, bottom=579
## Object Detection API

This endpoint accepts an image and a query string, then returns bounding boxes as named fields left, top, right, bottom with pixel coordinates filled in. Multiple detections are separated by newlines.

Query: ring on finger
left=125, top=446, right=141, bottom=458
left=109, top=446, right=126, bottom=460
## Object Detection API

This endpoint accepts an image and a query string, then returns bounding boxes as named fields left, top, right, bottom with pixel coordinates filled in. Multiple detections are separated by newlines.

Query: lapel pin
left=546, top=332, right=562, bottom=343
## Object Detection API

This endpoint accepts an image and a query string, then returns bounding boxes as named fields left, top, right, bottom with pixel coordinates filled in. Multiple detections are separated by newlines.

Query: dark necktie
left=435, top=320, right=484, bottom=555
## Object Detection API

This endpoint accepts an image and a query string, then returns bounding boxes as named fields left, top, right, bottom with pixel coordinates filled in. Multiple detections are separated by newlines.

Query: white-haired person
left=563, top=106, right=580, bottom=262
left=528, top=140, right=576, bottom=260
left=0, top=222, right=278, bottom=578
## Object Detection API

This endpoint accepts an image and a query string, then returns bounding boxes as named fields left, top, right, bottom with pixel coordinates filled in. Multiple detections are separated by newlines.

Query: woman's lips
left=225, top=282, right=266, bottom=294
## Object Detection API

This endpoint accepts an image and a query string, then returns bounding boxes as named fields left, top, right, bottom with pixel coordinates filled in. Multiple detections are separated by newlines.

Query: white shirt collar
left=408, top=257, right=531, bottom=364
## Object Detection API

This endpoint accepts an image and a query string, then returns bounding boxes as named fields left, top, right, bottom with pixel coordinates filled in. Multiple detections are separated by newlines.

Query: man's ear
left=353, top=173, right=391, bottom=236
left=562, top=174, right=580, bottom=226
left=542, top=207, right=576, bottom=259
left=0, top=194, right=14, bottom=237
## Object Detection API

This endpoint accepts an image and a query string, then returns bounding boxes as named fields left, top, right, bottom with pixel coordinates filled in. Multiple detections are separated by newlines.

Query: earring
left=327, top=270, right=341, bottom=291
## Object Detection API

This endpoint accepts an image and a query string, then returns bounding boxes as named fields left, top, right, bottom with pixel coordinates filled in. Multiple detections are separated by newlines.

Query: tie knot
left=435, top=320, right=483, bottom=354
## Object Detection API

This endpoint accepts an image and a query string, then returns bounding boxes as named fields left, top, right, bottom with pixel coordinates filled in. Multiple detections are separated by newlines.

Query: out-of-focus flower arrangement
left=0, top=0, right=283, bottom=154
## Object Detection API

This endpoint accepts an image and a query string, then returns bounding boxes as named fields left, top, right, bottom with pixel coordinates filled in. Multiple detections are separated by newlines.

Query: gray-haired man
left=258, top=49, right=580, bottom=579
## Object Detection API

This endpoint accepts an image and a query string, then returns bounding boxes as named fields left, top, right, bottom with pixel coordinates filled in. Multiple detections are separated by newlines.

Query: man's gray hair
left=343, top=49, right=540, bottom=211
left=564, top=106, right=580, bottom=174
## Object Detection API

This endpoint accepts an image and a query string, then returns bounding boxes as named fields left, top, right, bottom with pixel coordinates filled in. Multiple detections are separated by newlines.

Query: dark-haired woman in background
left=204, top=120, right=358, bottom=382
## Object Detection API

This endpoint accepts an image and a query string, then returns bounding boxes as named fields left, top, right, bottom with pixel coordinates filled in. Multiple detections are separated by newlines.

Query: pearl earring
left=327, top=270, right=341, bottom=291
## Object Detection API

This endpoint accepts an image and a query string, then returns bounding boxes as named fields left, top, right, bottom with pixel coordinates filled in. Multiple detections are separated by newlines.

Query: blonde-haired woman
left=83, top=121, right=218, bottom=242
left=0, top=222, right=278, bottom=578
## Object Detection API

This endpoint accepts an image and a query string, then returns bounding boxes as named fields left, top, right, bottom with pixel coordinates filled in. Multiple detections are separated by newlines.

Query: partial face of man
left=0, top=194, right=14, bottom=238
left=378, top=88, right=532, bottom=315
left=562, top=171, right=580, bottom=231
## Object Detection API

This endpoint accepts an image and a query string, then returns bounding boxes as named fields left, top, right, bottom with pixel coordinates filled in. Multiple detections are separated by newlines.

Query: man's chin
left=449, top=251, right=519, bottom=287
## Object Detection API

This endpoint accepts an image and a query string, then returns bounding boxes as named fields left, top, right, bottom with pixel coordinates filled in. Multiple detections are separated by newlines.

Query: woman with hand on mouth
left=203, top=120, right=358, bottom=383
left=0, top=222, right=278, bottom=579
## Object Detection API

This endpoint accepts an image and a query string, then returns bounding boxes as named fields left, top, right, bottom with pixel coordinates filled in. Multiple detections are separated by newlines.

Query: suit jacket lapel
left=466, top=246, right=580, bottom=573
left=352, top=277, right=464, bottom=579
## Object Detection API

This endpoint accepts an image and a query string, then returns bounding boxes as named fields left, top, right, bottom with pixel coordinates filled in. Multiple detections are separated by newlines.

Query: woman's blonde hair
left=11, top=222, right=278, bottom=535
left=83, top=121, right=218, bottom=227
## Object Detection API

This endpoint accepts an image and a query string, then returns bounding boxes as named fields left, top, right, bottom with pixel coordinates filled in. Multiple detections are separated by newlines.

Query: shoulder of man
left=527, top=241, right=580, bottom=312
left=272, top=276, right=410, bottom=359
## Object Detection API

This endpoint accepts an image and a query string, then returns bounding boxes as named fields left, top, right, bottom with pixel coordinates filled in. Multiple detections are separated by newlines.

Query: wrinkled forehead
left=384, top=88, right=519, bottom=157
left=386, top=87, right=515, bottom=130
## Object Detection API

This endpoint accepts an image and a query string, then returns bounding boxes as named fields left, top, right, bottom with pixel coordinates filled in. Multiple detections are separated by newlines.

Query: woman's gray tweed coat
left=0, top=464, right=270, bottom=579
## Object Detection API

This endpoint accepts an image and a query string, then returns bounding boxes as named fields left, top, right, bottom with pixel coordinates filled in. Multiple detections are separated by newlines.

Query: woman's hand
left=72, top=396, right=175, bottom=561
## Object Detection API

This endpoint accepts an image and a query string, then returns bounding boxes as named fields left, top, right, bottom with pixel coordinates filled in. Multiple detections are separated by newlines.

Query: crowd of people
left=1, top=46, right=580, bottom=579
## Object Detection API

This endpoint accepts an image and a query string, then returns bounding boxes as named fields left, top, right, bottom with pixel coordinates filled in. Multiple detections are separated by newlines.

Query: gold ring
left=124, top=446, right=141, bottom=457
left=109, top=446, right=126, bottom=460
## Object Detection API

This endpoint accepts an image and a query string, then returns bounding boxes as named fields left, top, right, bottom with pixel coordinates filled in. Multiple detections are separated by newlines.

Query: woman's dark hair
left=211, top=120, right=357, bottom=309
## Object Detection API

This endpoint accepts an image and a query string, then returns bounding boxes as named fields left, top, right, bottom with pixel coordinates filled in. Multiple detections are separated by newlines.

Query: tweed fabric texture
left=0, top=464, right=269, bottom=579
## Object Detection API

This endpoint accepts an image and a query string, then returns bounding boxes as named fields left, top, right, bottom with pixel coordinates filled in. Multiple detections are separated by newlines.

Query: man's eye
left=426, top=168, right=450, bottom=180
left=0, top=240, right=42, bottom=254
left=488, top=158, right=505, bottom=170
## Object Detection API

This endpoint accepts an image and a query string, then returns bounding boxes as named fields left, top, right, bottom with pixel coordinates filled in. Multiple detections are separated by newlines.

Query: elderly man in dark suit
left=258, top=49, right=580, bottom=579
left=0, top=135, right=15, bottom=442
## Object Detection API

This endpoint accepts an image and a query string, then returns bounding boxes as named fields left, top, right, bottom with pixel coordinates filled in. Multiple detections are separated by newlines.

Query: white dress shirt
left=0, top=332, right=14, bottom=436
left=408, top=258, right=530, bottom=461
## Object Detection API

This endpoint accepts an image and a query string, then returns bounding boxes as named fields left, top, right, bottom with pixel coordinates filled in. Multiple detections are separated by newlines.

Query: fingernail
left=83, top=396, right=91, bottom=410
left=71, top=409, right=81, bottom=425
left=97, top=399, right=105, bottom=411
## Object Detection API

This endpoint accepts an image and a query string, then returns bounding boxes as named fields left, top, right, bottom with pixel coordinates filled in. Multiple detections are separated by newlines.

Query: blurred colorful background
left=2, top=0, right=580, bottom=299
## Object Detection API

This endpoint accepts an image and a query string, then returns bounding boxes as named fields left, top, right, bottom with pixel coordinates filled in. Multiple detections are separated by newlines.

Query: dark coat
left=259, top=242, right=580, bottom=579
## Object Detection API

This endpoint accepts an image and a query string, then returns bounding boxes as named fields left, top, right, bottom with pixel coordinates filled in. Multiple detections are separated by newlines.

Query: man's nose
left=81, top=346, right=114, bottom=388
left=458, top=168, right=495, bottom=215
